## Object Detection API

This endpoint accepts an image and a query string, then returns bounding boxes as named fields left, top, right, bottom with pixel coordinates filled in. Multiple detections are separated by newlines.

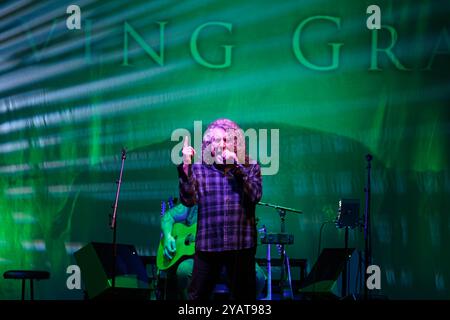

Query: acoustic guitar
left=156, top=222, right=197, bottom=271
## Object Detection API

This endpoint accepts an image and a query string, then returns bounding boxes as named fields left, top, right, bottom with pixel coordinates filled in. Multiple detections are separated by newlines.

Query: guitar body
left=157, top=223, right=197, bottom=271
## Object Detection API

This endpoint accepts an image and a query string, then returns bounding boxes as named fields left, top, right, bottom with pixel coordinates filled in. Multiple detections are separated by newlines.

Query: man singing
left=178, top=118, right=262, bottom=300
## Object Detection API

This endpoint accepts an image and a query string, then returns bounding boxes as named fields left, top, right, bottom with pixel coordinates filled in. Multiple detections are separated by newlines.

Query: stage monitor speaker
left=298, top=248, right=358, bottom=300
left=74, top=242, right=150, bottom=300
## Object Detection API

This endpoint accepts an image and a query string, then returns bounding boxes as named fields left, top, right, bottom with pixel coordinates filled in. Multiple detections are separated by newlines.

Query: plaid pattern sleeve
left=177, top=163, right=263, bottom=252
left=234, top=164, right=263, bottom=204
left=177, top=164, right=197, bottom=207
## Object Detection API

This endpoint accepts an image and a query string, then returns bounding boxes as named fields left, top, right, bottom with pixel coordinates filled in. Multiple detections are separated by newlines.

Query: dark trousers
left=188, top=247, right=256, bottom=300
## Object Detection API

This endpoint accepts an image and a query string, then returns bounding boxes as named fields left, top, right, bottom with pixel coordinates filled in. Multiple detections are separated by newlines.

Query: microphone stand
left=258, top=225, right=272, bottom=300
left=363, top=154, right=372, bottom=300
left=258, top=202, right=303, bottom=216
left=257, top=202, right=302, bottom=299
left=110, top=148, right=127, bottom=290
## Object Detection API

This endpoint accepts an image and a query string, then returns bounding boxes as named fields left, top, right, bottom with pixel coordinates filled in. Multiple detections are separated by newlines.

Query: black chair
left=3, top=270, right=50, bottom=300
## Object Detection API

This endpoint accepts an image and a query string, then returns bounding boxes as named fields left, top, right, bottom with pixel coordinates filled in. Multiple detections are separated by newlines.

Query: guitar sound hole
left=185, top=234, right=192, bottom=245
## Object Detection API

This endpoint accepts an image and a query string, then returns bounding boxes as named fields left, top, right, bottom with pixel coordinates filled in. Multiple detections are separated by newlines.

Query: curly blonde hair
left=202, top=118, right=247, bottom=164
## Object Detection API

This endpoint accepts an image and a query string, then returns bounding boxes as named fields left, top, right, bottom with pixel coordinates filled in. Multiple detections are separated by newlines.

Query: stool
left=3, top=270, right=50, bottom=300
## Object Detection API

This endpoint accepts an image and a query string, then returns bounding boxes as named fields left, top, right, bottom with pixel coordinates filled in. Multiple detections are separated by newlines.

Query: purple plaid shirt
left=178, top=163, right=262, bottom=252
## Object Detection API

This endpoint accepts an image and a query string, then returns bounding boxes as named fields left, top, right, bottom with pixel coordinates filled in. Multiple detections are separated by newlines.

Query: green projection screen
left=0, top=0, right=449, bottom=300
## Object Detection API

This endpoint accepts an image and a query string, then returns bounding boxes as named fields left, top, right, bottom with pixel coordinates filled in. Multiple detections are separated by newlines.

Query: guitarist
left=161, top=202, right=267, bottom=300
left=160, top=203, right=198, bottom=300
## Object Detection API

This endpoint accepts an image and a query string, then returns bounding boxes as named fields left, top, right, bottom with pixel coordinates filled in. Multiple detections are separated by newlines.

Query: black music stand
left=335, top=198, right=360, bottom=298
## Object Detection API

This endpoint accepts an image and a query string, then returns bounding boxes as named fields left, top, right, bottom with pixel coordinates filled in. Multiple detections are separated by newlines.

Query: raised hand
left=182, top=135, right=196, bottom=165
